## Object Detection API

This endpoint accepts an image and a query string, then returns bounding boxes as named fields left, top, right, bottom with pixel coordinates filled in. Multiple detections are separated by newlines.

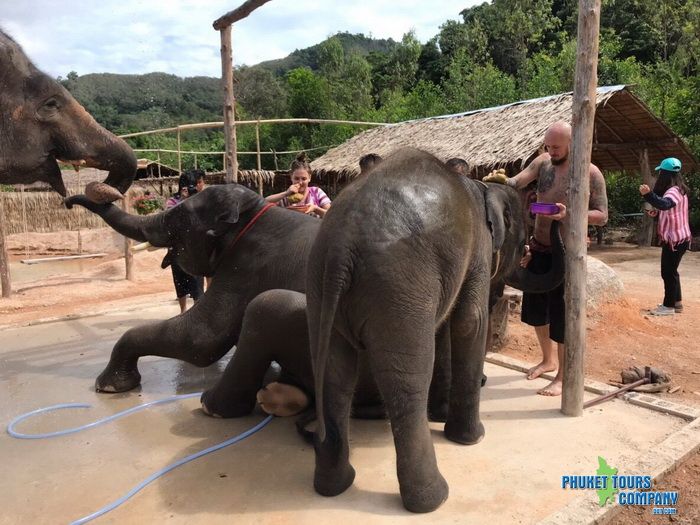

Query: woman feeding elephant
left=265, top=153, right=331, bottom=217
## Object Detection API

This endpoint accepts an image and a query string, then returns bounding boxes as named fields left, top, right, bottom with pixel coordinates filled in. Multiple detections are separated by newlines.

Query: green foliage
left=604, top=171, right=645, bottom=226
left=59, top=10, right=700, bottom=183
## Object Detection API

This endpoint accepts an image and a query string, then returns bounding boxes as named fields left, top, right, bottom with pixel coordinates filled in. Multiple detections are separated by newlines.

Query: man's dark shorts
left=171, top=261, right=204, bottom=300
left=521, top=249, right=565, bottom=344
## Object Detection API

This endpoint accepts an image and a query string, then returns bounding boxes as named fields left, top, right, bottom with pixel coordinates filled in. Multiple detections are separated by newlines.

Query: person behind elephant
left=485, top=120, right=608, bottom=396
left=166, top=171, right=204, bottom=313
left=639, top=157, right=691, bottom=316
left=359, top=153, right=383, bottom=176
left=445, top=157, right=472, bottom=178
left=265, top=153, right=331, bottom=217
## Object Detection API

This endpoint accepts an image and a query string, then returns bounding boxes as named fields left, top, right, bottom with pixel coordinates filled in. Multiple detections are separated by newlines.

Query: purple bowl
left=530, top=202, right=560, bottom=215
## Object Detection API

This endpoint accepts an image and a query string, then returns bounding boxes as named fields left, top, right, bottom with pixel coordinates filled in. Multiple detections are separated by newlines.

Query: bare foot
left=526, top=362, right=557, bottom=380
left=256, top=382, right=310, bottom=417
left=537, top=379, right=563, bottom=396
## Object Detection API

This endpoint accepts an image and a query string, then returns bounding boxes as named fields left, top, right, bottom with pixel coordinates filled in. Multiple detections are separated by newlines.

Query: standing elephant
left=65, top=185, right=321, bottom=393
left=306, top=148, right=564, bottom=512
left=0, top=29, right=136, bottom=196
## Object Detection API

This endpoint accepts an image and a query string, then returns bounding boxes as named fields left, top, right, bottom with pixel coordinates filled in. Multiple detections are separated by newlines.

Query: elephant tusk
left=131, top=241, right=156, bottom=252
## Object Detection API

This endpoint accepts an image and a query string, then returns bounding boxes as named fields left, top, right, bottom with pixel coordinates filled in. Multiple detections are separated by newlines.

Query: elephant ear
left=206, top=202, right=241, bottom=238
left=485, top=186, right=508, bottom=252
left=160, top=249, right=173, bottom=269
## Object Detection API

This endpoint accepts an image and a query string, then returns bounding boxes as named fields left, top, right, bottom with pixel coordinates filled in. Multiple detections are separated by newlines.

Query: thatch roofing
left=311, top=85, right=698, bottom=179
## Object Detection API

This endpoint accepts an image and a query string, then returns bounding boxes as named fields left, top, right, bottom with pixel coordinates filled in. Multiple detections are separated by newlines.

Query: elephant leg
left=368, top=324, right=448, bottom=513
left=201, top=290, right=311, bottom=418
left=428, top=319, right=451, bottom=422
left=96, top=283, right=247, bottom=393
left=444, top=280, right=489, bottom=445
left=313, top=331, right=358, bottom=499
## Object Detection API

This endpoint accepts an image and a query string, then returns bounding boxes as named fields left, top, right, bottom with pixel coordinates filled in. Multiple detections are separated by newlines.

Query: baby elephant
left=201, top=289, right=383, bottom=420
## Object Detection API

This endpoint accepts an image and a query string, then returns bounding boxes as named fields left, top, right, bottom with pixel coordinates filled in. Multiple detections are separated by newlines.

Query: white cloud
left=1, top=0, right=476, bottom=77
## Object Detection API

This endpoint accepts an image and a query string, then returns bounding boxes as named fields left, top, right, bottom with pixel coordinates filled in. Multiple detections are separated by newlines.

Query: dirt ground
left=1, top=231, right=698, bottom=523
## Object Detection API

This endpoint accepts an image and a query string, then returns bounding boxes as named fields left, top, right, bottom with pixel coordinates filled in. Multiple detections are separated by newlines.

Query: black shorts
left=171, top=261, right=204, bottom=300
left=521, top=250, right=565, bottom=344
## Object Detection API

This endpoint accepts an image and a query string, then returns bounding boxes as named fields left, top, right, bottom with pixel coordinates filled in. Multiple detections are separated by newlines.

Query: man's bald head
left=543, top=121, right=572, bottom=165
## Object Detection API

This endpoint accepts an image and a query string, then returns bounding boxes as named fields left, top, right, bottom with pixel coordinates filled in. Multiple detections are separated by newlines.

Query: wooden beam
left=0, top=194, right=11, bottom=298
left=220, top=26, right=238, bottom=183
left=593, top=138, right=678, bottom=150
left=595, top=114, right=625, bottom=142
left=122, top=194, right=134, bottom=281
left=118, top=118, right=387, bottom=139
left=638, top=148, right=655, bottom=246
left=213, top=0, right=273, bottom=30
left=562, top=0, right=601, bottom=417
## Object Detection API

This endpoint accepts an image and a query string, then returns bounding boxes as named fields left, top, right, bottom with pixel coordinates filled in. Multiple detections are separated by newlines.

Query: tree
left=235, top=66, right=287, bottom=118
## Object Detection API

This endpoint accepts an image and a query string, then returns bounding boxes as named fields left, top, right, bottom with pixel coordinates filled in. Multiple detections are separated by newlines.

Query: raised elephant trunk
left=504, top=220, right=565, bottom=293
left=65, top=195, right=169, bottom=246
left=57, top=100, right=137, bottom=196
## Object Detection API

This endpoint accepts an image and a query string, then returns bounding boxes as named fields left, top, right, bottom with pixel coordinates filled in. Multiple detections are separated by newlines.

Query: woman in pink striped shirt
left=639, top=157, right=692, bottom=316
left=266, top=153, right=331, bottom=218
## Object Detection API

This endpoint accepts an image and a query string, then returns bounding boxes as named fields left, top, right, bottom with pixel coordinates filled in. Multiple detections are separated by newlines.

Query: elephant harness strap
left=231, top=203, right=276, bottom=249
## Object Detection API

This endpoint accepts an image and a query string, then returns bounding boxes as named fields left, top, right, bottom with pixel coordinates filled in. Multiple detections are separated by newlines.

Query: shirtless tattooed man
left=491, top=121, right=608, bottom=396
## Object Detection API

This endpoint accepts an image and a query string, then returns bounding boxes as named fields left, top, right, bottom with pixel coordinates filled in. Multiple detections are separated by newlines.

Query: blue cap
left=654, top=157, right=682, bottom=172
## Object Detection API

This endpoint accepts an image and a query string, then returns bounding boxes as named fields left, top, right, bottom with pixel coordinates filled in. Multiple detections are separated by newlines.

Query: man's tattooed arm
left=537, top=164, right=556, bottom=193
left=588, top=167, right=608, bottom=226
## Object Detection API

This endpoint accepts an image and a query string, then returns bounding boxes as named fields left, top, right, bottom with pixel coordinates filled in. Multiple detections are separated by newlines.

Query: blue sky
left=1, top=0, right=477, bottom=78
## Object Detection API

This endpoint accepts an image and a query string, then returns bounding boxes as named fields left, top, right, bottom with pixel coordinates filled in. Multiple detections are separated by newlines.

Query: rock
left=586, top=255, right=624, bottom=309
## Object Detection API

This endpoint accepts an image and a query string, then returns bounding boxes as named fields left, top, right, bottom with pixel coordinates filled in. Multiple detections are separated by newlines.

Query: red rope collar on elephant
left=231, top=203, right=276, bottom=248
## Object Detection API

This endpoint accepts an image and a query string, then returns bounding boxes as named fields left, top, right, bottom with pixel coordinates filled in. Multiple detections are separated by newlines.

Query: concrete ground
left=0, top=303, right=697, bottom=525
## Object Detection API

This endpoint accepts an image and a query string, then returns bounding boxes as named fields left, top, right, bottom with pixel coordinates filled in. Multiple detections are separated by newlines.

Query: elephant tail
left=313, top=251, right=353, bottom=443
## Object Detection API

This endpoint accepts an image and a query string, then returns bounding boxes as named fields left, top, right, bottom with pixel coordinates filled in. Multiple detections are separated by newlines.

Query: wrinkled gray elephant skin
left=306, top=148, right=564, bottom=513
left=66, top=185, right=321, bottom=393
left=200, top=289, right=384, bottom=423
left=0, top=29, right=136, bottom=195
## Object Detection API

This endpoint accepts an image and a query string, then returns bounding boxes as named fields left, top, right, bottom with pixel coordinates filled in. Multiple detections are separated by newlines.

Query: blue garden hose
left=6, top=393, right=274, bottom=524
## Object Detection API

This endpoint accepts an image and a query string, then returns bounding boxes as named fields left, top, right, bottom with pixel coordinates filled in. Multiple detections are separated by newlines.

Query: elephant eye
left=37, top=97, right=60, bottom=118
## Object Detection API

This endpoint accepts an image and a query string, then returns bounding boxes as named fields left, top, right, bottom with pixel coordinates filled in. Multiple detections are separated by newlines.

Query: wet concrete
left=0, top=304, right=689, bottom=524
left=9, top=256, right=107, bottom=285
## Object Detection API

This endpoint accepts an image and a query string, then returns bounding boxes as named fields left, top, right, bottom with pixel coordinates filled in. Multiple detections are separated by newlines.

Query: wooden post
left=638, top=148, right=655, bottom=246
left=177, top=128, right=182, bottom=175
left=77, top=169, right=83, bottom=254
left=122, top=193, right=134, bottom=281
left=20, top=184, right=28, bottom=257
left=272, top=149, right=278, bottom=171
left=220, top=25, right=238, bottom=184
left=255, top=120, right=262, bottom=171
left=0, top=194, right=11, bottom=298
left=194, top=153, right=198, bottom=170
left=157, top=151, right=162, bottom=179
left=562, top=0, right=602, bottom=416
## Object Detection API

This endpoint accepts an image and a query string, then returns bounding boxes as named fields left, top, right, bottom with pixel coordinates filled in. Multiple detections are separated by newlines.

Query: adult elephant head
left=65, top=185, right=265, bottom=278
left=0, top=30, right=136, bottom=196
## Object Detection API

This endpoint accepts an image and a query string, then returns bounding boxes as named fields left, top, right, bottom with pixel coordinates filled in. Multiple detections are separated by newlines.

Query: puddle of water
left=9, top=257, right=106, bottom=284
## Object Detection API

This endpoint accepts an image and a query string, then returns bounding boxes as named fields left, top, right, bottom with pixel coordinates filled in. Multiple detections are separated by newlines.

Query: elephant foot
left=444, top=420, right=485, bottom=445
left=400, top=473, right=449, bottom=513
left=200, top=389, right=255, bottom=418
left=257, top=382, right=310, bottom=417
left=95, top=364, right=141, bottom=393
left=314, top=463, right=356, bottom=497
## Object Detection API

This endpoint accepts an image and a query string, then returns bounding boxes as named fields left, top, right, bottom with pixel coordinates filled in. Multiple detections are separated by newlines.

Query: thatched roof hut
left=311, top=85, right=698, bottom=180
